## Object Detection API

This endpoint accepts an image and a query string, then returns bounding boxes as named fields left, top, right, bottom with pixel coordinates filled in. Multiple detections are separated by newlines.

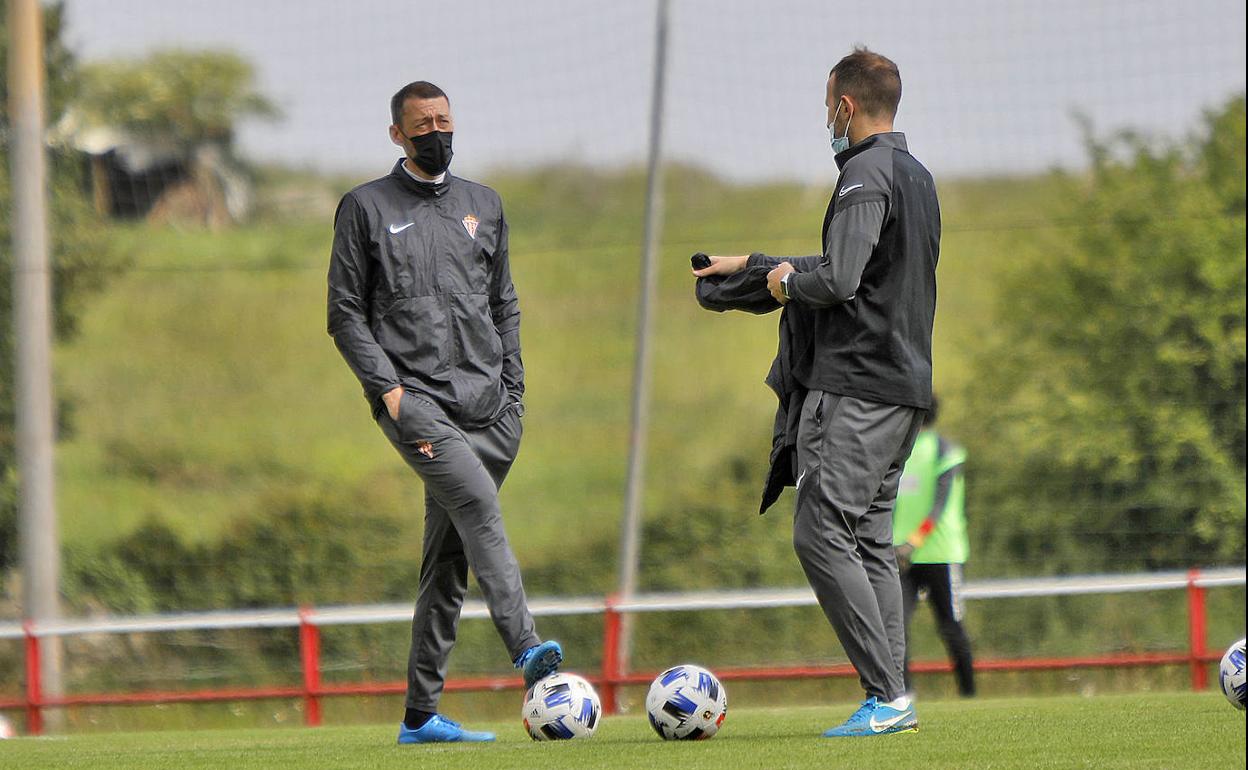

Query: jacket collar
left=390, top=158, right=451, bottom=197
left=834, top=131, right=908, bottom=167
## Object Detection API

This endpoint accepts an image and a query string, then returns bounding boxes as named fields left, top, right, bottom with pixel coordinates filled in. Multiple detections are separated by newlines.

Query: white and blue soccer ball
left=645, top=664, right=727, bottom=740
left=1220, top=637, right=1246, bottom=711
left=522, top=672, right=602, bottom=740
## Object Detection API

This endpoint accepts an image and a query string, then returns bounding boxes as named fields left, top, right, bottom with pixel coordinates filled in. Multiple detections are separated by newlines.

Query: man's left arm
left=747, top=253, right=823, bottom=272
left=785, top=199, right=886, bottom=307
left=490, top=208, right=524, bottom=404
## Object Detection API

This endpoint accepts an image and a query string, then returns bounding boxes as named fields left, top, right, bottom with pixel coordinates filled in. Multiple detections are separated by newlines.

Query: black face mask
left=407, top=130, right=453, bottom=176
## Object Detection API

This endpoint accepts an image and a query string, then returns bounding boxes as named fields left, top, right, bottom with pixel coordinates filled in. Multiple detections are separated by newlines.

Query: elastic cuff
left=510, top=636, right=544, bottom=665
left=371, top=382, right=402, bottom=402
left=787, top=271, right=811, bottom=301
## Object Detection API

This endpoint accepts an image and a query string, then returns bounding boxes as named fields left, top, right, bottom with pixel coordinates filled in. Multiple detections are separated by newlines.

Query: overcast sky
left=63, top=0, right=1246, bottom=184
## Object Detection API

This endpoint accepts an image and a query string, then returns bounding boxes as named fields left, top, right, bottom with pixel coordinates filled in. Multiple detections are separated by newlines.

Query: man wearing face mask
left=692, top=48, right=940, bottom=737
left=327, top=81, right=562, bottom=744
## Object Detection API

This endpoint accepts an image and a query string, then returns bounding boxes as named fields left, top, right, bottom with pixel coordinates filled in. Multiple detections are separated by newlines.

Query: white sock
left=884, top=695, right=912, bottom=710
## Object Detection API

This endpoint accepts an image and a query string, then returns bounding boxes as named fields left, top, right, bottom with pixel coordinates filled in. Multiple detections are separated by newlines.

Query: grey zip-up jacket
left=328, top=160, right=522, bottom=428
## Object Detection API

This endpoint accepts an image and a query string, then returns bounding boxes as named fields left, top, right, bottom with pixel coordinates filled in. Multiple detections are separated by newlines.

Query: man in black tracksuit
left=327, top=81, right=562, bottom=745
left=693, top=48, right=939, bottom=737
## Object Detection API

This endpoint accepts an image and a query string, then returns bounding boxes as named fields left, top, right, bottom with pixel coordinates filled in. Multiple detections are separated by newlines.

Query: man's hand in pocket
left=383, top=386, right=403, bottom=421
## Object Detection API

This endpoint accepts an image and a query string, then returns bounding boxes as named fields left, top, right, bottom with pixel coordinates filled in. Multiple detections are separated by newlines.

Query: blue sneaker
left=515, top=640, right=563, bottom=688
left=823, top=697, right=918, bottom=737
left=397, top=715, right=495, bottom=743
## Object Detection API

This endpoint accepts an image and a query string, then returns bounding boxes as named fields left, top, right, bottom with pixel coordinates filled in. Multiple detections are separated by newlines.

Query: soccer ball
left=522, top=672, right=601, bottom=740
left=1219, top=638, right=1246, bottom=710
left=645, top=664, right=727, bottom=740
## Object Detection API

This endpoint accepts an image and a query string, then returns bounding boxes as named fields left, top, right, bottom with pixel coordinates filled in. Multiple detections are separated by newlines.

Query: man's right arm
left=746, top=253, right=822, bottom=272
left=689, top=252, right=820, bottom=280
left=327, top=193, right=402, bottom=412
left=902, top=437, right=966, bottom=554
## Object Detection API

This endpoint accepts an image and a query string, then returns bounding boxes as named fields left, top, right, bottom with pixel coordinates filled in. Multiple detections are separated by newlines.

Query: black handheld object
left=691, top=252, right=712, bottom=270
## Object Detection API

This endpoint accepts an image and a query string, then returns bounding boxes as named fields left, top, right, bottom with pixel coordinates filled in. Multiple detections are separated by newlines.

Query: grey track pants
left=377, top=392, right=541, bottom=711
left=793, top=390, right=924, bottom=702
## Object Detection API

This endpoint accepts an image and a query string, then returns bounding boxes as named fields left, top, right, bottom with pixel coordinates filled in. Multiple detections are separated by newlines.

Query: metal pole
left=23, top=621, right=42, bottom=735
left=298, top=608, right=322, bottom=726
left=1186, top=569, right=1208, bottom=691
left=598, top=596, right=622, bottom=715
left=617, top=0, right=670, bottom=676
left=8, top=0, right=64, bottom=728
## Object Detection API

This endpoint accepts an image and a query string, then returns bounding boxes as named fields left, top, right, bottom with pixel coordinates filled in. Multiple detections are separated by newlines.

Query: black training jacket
left=750, top=132, right=940, bottom=409
left=327, top=160, right=522, bottom=428
left=695, top=267, right=812, bottom=514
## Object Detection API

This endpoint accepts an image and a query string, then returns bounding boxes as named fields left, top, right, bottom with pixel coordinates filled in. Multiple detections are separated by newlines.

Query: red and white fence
left=1, top=566, right=1243, bottom=735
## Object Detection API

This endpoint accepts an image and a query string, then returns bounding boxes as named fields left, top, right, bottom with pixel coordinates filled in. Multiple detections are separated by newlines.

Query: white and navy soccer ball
left=1219, top=637, right=1246, bottom=711
left=522, top=672, right=602, bottom=740
left=645, top=664, right=727, bottom=740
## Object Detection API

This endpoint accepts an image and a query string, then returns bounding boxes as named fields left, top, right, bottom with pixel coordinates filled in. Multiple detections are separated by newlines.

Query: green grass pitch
left=2, top=692, right=1243, bottom=769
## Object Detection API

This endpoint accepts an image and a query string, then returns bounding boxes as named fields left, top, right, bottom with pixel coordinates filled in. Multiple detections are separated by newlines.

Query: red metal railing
left=0, top=566, right=1242, bottom=735
left=1186, top=568, right=1209, bottom=690
left=298, top=607, right=322, bottom=728
left=22, top=621, right=41, bottom=736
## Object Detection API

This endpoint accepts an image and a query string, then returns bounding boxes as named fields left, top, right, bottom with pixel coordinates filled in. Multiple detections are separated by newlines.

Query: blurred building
left=70, top=123, right=253, bottom=228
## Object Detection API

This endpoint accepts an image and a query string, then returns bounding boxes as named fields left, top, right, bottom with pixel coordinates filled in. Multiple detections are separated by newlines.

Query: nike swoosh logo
left=838, top=183, right=864, bottom=198
left=389, top=222, right=415, bottom=234
left=869, top=712, right=908, bottom=731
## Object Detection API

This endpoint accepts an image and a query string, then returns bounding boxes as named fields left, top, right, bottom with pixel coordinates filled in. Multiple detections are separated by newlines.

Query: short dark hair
left=829, top=47, right=901, bottom=119
left=390, top=81, right=449, bottom=126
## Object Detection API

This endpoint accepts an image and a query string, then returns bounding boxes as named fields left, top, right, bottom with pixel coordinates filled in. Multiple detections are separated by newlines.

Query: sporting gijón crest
left=461, top=214, right=479, bottom=239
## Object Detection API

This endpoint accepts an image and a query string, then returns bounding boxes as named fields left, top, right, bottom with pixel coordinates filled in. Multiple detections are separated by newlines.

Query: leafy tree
left=74, top=50, right=278, bottom=148
left=0, top=1, right=119, bottom=584
left=961, top=96, right=1246, bottom=574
